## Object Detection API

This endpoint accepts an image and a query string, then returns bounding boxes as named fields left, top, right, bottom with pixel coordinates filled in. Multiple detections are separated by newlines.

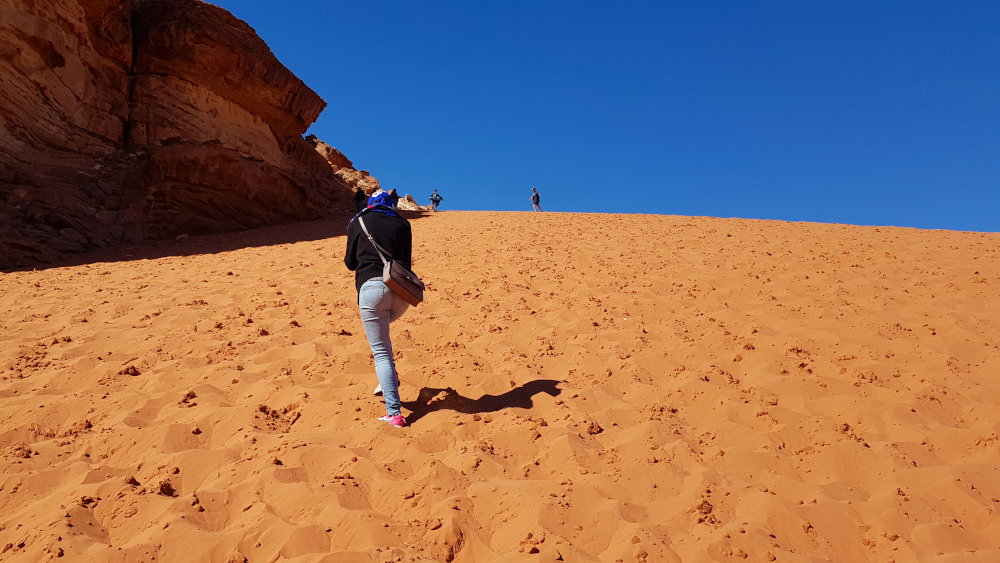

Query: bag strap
left=357, top=216, right=393, bottom=266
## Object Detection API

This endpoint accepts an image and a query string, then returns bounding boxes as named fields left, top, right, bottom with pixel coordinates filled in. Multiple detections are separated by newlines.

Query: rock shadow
left=402, top=379, right=562, bottom=425
left=3, top=210, right=431, bottom=272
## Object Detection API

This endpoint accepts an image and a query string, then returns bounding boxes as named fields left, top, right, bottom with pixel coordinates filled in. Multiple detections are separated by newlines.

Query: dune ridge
left=1, top=211, right=998, bottom=562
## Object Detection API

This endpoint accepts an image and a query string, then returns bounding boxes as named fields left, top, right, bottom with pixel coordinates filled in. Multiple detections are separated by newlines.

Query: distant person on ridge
left=353, top=187, right=367, bottom=212
left=429, top=189, right=443, bottom=211
left=344, top=191, right=413, bottom=428
left=530, top=187, right=543, bottom=211
left=387, top=188, right=400, bottom=206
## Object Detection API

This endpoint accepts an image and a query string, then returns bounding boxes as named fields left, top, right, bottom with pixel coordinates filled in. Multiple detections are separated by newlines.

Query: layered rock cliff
left=0, top=0, right=134, bottom=264
left=0, top=0, right=362, bottom=268
left=306, top=135, right=381, bottom=196
left=305, top=135, right=432, bottom=211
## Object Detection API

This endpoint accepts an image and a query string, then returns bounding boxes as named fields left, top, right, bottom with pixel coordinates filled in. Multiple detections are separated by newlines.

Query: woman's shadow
left=402, top=379, right=562, bottom=425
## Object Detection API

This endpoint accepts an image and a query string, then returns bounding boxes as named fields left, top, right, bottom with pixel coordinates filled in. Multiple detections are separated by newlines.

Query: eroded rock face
left=123, top=0, right=351, bottom=240
left=307, top=135, right=382, bottom=196
left=0, top=0, right=134, bottom=264
left=306, top=135, right=432, bottom=212
left=397, top=194, right=431, bottom=212
left=0, top=0, right=357, bottom=268
left=132, top=0, right=324, bottom=142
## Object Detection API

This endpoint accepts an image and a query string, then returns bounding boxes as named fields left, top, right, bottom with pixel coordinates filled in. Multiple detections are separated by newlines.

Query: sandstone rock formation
left=306, top=135, right=433, bottom=212
left=0, top=0, right=134, bottom=265
left=307, top=135, right=381, bottom=196
left=397, top=193, right=431, bottom=212
left=0, top=0, right=360, bottom=268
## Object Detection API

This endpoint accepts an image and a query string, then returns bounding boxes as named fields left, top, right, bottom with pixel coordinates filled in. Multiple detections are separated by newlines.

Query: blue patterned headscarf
left=349, top=190, right=401, bottom=228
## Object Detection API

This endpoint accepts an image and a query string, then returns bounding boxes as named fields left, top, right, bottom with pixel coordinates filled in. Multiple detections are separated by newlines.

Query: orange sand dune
left=1, top=211, right=998, bottom=562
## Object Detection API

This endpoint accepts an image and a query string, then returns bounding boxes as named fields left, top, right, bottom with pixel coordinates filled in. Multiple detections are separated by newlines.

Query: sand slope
left=1, top=211, right=998, bottom=562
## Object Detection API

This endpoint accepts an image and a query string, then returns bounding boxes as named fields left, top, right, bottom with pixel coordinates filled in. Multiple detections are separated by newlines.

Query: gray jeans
left=358, top=279, right=409, bottom=415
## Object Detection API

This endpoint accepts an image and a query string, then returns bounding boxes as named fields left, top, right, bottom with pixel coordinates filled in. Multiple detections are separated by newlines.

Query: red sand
left=1, top=211, right=998, bottom=562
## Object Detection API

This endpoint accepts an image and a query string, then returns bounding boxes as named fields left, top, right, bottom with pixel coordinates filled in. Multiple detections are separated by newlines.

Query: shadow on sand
left=4, top=210, right=431, bottom=273
left=402, top=379, right=562, bottom=425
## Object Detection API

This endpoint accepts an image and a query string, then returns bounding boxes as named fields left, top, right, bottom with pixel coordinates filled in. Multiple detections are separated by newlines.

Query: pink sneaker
left=378, top=414, right=406, bottom=427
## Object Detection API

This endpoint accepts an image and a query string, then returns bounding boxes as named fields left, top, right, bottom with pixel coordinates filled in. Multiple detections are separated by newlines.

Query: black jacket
left=344, top=210, right=412, bottom=293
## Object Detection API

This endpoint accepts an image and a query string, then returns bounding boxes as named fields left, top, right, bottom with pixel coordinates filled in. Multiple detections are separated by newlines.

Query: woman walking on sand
left=344, top=190, right=411, bottom=427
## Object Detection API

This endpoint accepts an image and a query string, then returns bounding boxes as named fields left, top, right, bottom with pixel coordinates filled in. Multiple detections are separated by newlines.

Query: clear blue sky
left=209, top=1, right=999, bottom=232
